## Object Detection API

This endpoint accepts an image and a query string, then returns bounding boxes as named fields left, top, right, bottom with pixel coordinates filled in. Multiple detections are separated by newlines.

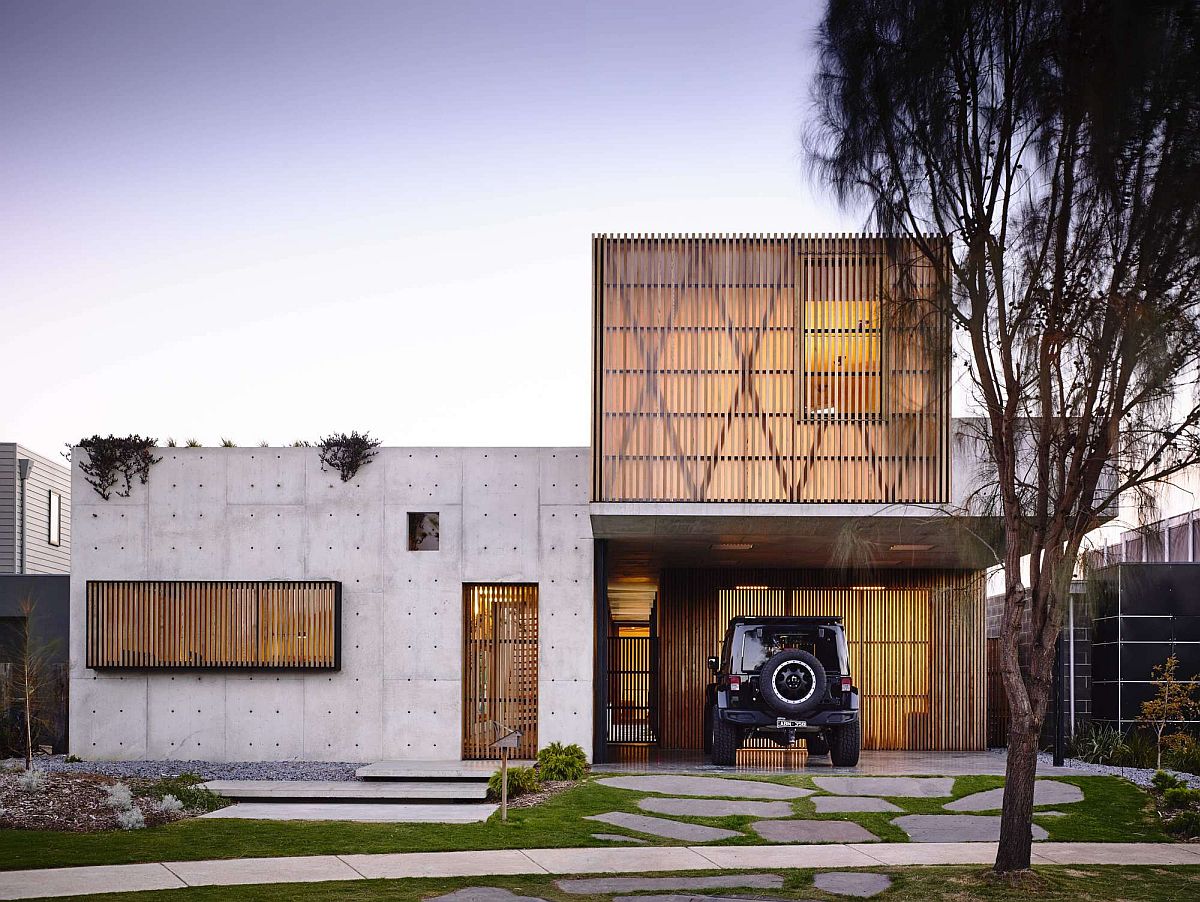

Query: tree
left=10, top=597, right=59, bottom=770
left=1141, top=654, right=1200, bottom=769
left=808, top=0, right=1200, bottom=872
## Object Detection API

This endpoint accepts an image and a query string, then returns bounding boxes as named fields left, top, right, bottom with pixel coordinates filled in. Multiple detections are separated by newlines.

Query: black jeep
left=703, top=615, right=860, bottom=766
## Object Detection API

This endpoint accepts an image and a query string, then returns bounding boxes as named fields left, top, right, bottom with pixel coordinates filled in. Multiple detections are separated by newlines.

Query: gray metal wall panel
left=13, top=445, right=71, bottom=575
left=0, top=445, right=16, bottom=573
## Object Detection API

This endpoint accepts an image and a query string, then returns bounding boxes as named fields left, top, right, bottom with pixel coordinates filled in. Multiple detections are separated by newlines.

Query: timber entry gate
left=606, top=626, right=658, bottom=745
left=462, top=584, right=539, bottom=760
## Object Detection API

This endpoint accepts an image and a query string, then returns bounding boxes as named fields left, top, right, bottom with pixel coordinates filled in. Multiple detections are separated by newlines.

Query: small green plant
left=1162, top=786, right=1200, bottom=808
left=1141, top=655, right=1200, bottom=768
left=318, top=431, right=382, bottom=482
left=115, top=807, right=145, bottom=830
left=69, top=435, right=161, bottom=499
left=16, top=768, right=44, bottom=792
left=220, top=437, right=237, bottom=447
left=185, top=438, right=201, bottom=447
left=63, top=754, right=83, bottom=763
left=146, top=773, right=226, bottom=813
left=1114, top=729, right=1160, bottom=769
left=1152, top=769, right=1187, bottom=792
left=166, top=438, right=177, bottom=447
left=1069, top=722, right=1125, bottom=764
left=1165, top=731, right=1200, bottom=775
left=291, top=439, right=311, bottom=447
left=487, top=765, right=540, bottom=799
left=258, top=440, right=269, bottom=447
left=536, top=742, right=588, bottom=781
left=1167, top=809, right=1200, bottom=837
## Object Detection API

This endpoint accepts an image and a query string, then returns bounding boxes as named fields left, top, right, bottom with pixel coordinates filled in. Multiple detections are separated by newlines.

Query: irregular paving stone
left=893, top=814, right=1048, bottom=842
left=585, top=811, right=740, bottom=842
left=944, top=779, right=1083, bottom=812
left=813, top=776, right=954, bottom=797
left=638, top=796, right=794, bottom=818
left=751, top=819, right=878, bottom=843
left=427, top=889, right=547, bottom=902
left=813, top=872, right=893, bottom=898
left=1034, top=810, right=1066, bottom=817
left=590, top=833, right=648, bottom=844
left=812, top=796, right=901, bottom=814
left=558, top=874, right=785, bottom=894
left=597, top=775, right=811, bottom=799
left=613, top=897, right=810, bottom=902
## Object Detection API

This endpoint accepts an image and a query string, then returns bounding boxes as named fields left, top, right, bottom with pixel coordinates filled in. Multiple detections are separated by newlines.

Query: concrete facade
left=69, top=446, right=593, bottom=762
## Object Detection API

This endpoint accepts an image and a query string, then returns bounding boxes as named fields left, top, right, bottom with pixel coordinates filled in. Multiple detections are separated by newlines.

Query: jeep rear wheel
left=828, top=719, right=860, bottom=767
left=711, top=712, right=740, bottom=766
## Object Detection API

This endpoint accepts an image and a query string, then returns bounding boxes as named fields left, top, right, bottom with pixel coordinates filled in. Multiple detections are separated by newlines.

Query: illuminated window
left=48, top=491, right=61, bottom=547
left=801, top=298, right=882, bottom=418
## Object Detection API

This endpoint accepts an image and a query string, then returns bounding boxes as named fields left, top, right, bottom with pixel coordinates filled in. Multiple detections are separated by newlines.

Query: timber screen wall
left=86, top=581, right=340, bottom=669
left=593, top=234, right=949, bottom=502
left=656, top=570, right=986, bottom=751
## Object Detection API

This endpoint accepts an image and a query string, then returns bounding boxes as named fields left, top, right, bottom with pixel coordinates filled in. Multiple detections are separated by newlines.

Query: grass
left=23, top=866, right=1200, bottom=902
left=0, top=774, right=1169, bottom=872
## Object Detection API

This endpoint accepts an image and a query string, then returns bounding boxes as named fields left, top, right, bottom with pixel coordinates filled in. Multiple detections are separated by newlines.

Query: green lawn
left=26, top=866, right=1200, bottom=902
left=0, top=774, right=1168, bottom=872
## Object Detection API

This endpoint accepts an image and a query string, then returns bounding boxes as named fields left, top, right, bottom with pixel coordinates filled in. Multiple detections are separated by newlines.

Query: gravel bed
left=3, top=755, right=361, bottom=781
left=1038, top=750, right=1200, bottom=789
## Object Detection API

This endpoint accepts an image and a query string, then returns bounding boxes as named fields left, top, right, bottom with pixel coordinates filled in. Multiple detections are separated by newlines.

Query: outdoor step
left=203, top=779, right=489, bottom=802
left=200, top=801, right=499, bottom=823
left=356, top=759, right=528, bottom=781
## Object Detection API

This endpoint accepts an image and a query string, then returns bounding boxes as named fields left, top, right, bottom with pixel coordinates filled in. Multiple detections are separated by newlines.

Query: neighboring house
left=70, top=234, right=1000, bottom=764
left=0, top=443, right=70, bottom=575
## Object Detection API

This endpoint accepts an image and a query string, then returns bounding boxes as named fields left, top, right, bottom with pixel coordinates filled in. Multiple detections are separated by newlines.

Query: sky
left=1, top=1, right=864, bottom=459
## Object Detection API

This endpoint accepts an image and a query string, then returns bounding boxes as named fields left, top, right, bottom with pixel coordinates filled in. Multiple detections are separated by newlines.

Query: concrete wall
left=69, top=447, right=593, bottom=762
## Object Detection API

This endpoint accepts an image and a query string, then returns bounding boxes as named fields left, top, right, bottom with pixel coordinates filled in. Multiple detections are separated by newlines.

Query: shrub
left=318, top=431, right=381, bottom=482
left=17, top=769, right=44, bottom=793
left=63, top=754, right=83, bottom=763
left=116, top=807, right=145, bottom=830
left=1114, top=729, right=1160, bottom=769
left=1162, top=786, right=1200, bottom=809
left=185, top=438, right=201, bottom=447
left=1069, top=722, right=1125, bottom=764
left=147, top=774, right=226, bottom=813
left=488, top=766, right=540, bottom=799
left=105, top=782, right=133, bottom=811
left=537, top=742, right=588, bottom=781
left=157, top=794, right=184, bottom=814
left=1165, top=732, right=1200, bottom=775
left=71, top=435, right=161, bottom=499
left=220, top=437, right=237, bottom=447
left=1152, top=769, right=1187, bottom=792
left=1167, top=810, right=1200, bottom=837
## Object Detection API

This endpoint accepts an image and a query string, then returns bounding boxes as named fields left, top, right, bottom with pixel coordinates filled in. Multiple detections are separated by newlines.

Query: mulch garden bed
left=0, top=767, right=201, bottom=833
left=506, top=779, right=578, bottom=809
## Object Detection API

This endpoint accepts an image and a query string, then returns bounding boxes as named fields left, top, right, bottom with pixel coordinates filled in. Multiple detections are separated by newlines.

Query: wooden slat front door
left=462, top=584, right=538, bottom=759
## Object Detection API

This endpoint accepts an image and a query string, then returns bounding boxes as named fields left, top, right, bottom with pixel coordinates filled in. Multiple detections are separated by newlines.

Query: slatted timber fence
left=654, top=569, right=986, bottom=751
left=592, top=234, right=950, bottom=503
left=86, top=581, right=340, bottom=669
left=462, top=583, right=539, bottom=760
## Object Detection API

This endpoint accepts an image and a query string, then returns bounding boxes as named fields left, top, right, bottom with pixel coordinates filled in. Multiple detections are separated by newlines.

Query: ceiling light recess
left=889, top=543, right=934, bottom=552
left=711, top=542, right=753, bottom=551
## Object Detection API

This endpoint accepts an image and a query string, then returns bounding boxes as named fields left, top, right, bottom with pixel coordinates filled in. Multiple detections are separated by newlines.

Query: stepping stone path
left=590, top=833, right=648, bottom=843
left=613, top=897, right=802, bottom=902
left=944, top=779, right=1083, bottom=812
left=558, top=874, right=785, bottom=894
left=752, top=819, right=878, bottom=843
left=597, top=775, right=810, bottom=799
left=893, top=813, right=1048, bottom=842
left=585, top=811, right=740, bottom=842
left=813, top=872, right=892, bottom=898
left=638, top=797, right=794, bottom=818
left=813, top=776, right=954, bottom=797
left=812, top=796, right=901, bottom=813
left=428, top=890, right=546, bottom=902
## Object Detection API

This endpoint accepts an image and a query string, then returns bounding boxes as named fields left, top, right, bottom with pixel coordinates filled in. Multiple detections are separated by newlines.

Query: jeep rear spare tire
left=759, top=649, right=826, bottom=717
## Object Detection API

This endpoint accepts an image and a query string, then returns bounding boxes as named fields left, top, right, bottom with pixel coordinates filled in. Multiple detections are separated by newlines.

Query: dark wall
left=0, top=574, right=69, bottom=662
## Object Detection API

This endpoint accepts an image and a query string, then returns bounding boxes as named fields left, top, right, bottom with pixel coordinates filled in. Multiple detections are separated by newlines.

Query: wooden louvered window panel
left=86, top=581, right=340, bottom=669
left=463, top=584, right=539, bottom=760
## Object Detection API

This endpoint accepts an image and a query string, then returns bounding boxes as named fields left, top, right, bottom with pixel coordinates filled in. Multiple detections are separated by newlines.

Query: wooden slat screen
left=592, top=234, right=949, bottom=502
left=463, top=584, right=539, bottom=760
left=606, top=628, right=657, bottom=744
left=86, top=581, right=340, bottom=669
left=654, top=569, right=985, bottom=751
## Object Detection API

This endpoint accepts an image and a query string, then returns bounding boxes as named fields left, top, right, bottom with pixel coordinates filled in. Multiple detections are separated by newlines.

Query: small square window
left=408, top=512, right=439, bottom=551
left=48, top=490, right=62, bottom=547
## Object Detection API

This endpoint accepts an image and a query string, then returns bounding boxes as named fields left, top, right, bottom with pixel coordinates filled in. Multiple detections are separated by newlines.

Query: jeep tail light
left=840, top=677, right=852, bottom=692
left=727, top=675, right=742, bottom=691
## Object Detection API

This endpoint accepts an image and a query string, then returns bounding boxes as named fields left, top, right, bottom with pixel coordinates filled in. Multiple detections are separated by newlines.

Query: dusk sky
left=2, top=1, right=862, bottom=459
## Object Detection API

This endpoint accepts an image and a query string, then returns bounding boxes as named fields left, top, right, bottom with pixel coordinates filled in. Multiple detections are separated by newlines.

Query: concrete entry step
left=200, top=801, right=499, bottom=823
left=204, top=779, right=488, bottom=802
left=356, top=759, right=525, bottom=781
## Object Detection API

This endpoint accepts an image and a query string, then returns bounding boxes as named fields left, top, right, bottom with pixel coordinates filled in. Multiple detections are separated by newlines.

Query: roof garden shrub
left=318, top=431, right=381, bottom=482
left=69, top=435, right=161, bottom=499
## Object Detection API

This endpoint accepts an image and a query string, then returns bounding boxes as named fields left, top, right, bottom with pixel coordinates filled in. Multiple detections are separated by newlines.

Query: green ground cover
left=0, top=774, right=1167, bottom=872
left=27, top=866, right=1200, bottom=902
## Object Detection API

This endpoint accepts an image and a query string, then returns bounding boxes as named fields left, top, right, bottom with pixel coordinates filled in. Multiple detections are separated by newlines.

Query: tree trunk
left=23, top=662, right=33, bottom=771
left=996, top=724, right=1040, bottom=871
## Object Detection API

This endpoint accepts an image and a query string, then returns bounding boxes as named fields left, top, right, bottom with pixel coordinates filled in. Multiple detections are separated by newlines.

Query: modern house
left=70, top=234, right=999, bottom=764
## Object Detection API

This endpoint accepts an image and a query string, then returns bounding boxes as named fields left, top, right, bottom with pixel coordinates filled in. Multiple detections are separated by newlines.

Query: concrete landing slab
left=893, top=814, right=1047, bottom=842
left=163, top=855, right=360, bottom=887
left=813, top=776, right=954, bottom=797
left=813, top=872, right=892, bottom=898
left=0, top=864, right=184, bottom=901
left=427, top=889, right=547, bottom=902
left=522, top=846, right=716, bottom=874
left=200, top=802, right=498, bottom=823
left=848, top=842, right=996, bottom=865
left=638, top=797, right=794, bottom=818
left=812, top=796, right=901, bottom=813
left=944, top=779, right=1083, bottom=812
left=340, top=850, right=543, bottom=879
left=585, top=811, right=740, bottom=842
left=557, top=874, right=784, bottom=894
left=356, top=760, right=529, bottom=780
left=1031, top=842, right=1200, bottom=865
left=204, top=779, right=487, bottom=801
left=597, top=775, right=810, bottom=799
left=591, top=833, right=648, bottom=844
left=751, top=820, right=878, bottom=843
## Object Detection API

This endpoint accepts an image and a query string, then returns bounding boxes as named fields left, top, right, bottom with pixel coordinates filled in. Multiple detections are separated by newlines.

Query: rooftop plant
left=68, top=435, right=161, bottom=500
left=318, top=431, right=381, bottom=482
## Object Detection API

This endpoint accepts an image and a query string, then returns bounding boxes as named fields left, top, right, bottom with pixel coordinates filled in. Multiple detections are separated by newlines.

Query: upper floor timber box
left=592, top=234, right=950, bottom=503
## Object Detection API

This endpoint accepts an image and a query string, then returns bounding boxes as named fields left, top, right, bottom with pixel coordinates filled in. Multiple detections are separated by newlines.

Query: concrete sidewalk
left=4, top=843, right=1200, bottom=900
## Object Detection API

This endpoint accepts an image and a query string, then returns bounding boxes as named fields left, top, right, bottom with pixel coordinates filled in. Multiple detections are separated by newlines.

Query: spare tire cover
left=759, top=649, right=827, bottom=717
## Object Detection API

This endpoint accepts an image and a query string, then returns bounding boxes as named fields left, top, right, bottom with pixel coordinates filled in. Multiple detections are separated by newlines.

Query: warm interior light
left=852, top=586, right=887, bottom=591
left=889, top=543, right=934, bottom=552
left=734, top=585, right=771, bottom=590
left=711, top=542, right=754, bottom=550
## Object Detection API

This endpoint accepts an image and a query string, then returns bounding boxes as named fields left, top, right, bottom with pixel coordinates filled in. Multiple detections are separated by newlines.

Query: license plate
left=776, top=718, right=807, bottom=728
